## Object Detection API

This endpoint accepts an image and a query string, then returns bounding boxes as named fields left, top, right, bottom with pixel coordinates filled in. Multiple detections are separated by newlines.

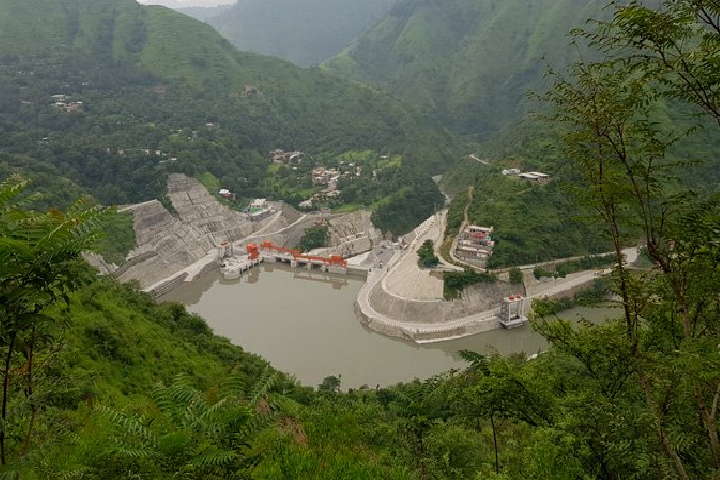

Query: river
left=159, top=264, right=619, bottom=389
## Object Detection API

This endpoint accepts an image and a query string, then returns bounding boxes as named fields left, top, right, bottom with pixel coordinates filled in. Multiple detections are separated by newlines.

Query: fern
left=95, top=406, right=157, bottom=443
left=192, top=450, right=239, bottom=467
left=247, top=365, right=276, bottom=407
left=108, top=447, right=161, bottom=460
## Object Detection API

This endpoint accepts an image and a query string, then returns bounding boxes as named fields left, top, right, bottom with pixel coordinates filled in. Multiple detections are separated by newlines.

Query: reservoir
left=160, top=264, right=618, bottom=388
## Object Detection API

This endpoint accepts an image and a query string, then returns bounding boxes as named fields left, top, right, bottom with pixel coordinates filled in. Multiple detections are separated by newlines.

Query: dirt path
left=463, top=185, right=474, bottom=225
left=468, top=154, right=491, bottom=166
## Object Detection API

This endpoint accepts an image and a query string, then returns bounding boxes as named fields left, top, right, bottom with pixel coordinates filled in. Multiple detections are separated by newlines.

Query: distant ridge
left=323, top=0, right=604, bottom=137
left=196, top=0, right=397, bottom=67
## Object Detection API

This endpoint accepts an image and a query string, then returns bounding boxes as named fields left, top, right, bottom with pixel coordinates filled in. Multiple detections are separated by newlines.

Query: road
left=468, top=154, right=491, bottom=166
left=383, top=213, right=446, bottom=300
left=526, top=247, right=638, bottom=299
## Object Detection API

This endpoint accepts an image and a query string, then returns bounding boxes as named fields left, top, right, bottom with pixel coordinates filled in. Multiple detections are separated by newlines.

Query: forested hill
left=197, top=0, right=397, bottom=67
left=0, top=0, right=455, bottom=232
left=323, top=0, right=604, bottom=137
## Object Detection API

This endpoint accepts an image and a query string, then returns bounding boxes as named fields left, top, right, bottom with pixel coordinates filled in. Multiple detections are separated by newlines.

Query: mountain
left=323, top=0, right=604, bottom=137
left=0, top=0, right=456, bottom=233
left=200, top=0, right=397, bottom=67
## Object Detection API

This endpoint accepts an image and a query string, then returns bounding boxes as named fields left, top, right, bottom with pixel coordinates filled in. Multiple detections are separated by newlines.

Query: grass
left=337, top=149, right=375, bottom=161
left=332, top=203, right=362, bottom=213
left=97, top=211, right=136, bottom=265
left=197, top=171, right=221, bottom=193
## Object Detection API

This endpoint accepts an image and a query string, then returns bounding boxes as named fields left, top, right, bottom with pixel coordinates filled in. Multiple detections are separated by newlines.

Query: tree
left=417, top=240, right=438, bottom=268
left=318, top=375, right=341, bottom=394
left=0, top=176, right=107, bottom=473
left=538, top=2, right=720, bottom=477
left=508, top=268, right=523, bottom=285
left=454, top=351, right=552, bottom=476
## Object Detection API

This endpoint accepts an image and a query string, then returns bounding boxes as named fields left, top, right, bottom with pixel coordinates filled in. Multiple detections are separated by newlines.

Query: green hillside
left=0, top=0, right=456, bottom=234
left=200, top=0, right=397, bottom=67
left=323, top=0, right=604, bottom=137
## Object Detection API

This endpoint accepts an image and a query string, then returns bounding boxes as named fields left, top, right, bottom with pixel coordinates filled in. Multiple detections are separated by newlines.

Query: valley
left=2, top=0, right=720, bottom=478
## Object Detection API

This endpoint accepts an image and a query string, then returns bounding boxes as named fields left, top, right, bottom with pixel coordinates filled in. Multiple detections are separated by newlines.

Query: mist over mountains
left=181, top=0, right=397, bottom=67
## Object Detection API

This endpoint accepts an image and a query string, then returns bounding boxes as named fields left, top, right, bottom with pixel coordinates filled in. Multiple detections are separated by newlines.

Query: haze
left=137, top=0, right=233, bottom=7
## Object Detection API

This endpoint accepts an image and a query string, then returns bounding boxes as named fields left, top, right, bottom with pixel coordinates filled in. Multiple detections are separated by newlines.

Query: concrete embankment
left=354, top=213, right=517, bottom=343
left=354, top=211, right=618, bottom=344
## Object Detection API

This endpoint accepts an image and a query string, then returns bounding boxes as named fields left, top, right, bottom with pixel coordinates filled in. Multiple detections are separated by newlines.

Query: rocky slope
left=117, top=174, right=267, bottom=288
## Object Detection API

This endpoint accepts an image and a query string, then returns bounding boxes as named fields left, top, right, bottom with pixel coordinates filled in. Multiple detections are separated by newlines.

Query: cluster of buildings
left=270, top=149, right=304, bottom=165
left=502, top=169, right=550, bottom=183
left=312, top=167, right=341, bottom=186
left=51, top=95, right=83, bottom=113
left=454, top=225, right=495, bottom=267
left=300, top=165, right=362, bottom=208
left=104, top=147, right=177, bottom=162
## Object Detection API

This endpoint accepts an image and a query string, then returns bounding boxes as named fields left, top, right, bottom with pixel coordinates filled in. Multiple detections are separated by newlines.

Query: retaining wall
left=150, top=273, right=189, bottom=298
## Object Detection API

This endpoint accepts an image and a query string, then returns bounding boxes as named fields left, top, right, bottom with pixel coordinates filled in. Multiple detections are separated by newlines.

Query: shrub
left=417, top=240, right=439, bottom=268
left=509, top=267, right=524, bottom=285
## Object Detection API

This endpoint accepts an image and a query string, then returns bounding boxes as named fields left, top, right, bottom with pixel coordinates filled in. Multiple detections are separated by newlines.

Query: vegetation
left=295, top=225, right=329, bottom=253
left=0, top=176, right=108, bottom=470
left=536, top=2, right=720, bottom=477
left=96, top=211, right=136, bottom=265
left=0, top=0, right=457, bottom=235
left=323, top=0, right=603, bottom=137
left=372, top=173, right=444, bottom=235
left=532, top=279, right=610, bottom=315
left=445, top=168, right=612, bottom=268
left=444, top=268, right=497, bottom=300
left=508, top=267, right=523, bottom=285
left=533, top=255, right=616, bottom=280
left=417, top=240, right=438, bottom=268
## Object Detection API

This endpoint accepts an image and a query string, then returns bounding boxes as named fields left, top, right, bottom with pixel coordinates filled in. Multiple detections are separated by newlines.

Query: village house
left=270, top=149, right=304, bottom=165
left=247, top=199, right=272, bottom=220
left=312, top=167, right=340, bottom=186
left=52, top=100, right=83, bottom=113
left=518, top=171, right=550, bottom=183
left=455, top=225, right=495, bottom=266
left=219, top=189, right=235, bottom=200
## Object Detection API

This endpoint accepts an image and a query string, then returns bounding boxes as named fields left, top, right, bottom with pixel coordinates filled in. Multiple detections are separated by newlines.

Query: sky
left=137, top=0, right=234, bottom=7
